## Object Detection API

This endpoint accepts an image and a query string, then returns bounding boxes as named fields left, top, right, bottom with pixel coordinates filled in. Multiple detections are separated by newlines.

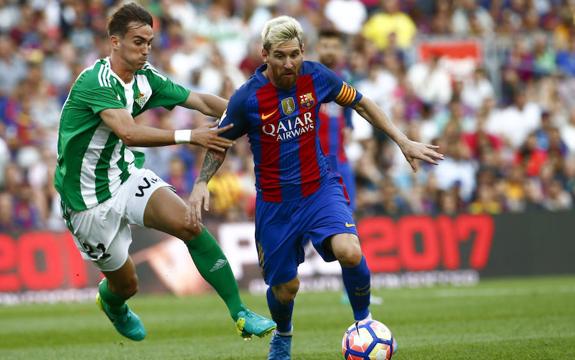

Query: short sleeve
left=344, top=106, right=354, bottom=129
left=316, top=63, right=363, bottom=107
left=142, top=66, right=190, bottom=110
left=74, top=87, right=125, bottom=114
left=217, top=91, right=249, bottom=140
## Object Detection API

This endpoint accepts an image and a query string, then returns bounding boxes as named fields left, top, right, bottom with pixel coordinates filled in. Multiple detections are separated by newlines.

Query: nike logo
left=261, top=108, right=278, bottom=121
left=209, top=259, right=228, bottom=272
left=345, top=222, right=356, bottom=228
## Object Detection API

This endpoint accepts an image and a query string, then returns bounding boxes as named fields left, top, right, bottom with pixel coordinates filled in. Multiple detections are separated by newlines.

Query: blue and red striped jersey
left=319, top=69, right=353, bottom=164
left=318, top=102, right=353, bottom=164
left=218, top=61, right=362, bottom=202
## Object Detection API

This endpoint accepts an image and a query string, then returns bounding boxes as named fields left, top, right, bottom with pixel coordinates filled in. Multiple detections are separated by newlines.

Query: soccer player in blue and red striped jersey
left=190, top=16, right=444, bottom=360
left=316, top=29, right=356, bottom=210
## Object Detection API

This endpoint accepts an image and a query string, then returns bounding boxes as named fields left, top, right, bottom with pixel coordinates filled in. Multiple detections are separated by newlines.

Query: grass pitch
left=1, top=276, right=574, bottom=359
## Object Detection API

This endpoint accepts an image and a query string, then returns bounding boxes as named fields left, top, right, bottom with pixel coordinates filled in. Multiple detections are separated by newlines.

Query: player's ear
left=110, top=35, right=121, bottom=51
left=261, top=48, right=269, bottom=63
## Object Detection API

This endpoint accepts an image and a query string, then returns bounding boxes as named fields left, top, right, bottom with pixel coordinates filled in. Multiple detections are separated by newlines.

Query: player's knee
left=181, top=222, right=202, bottom=239
left=273, top=279, right=299, bottom=304
left=175, top=211, right=202, bottom=240
left=335, top=240, right=363, bottom=267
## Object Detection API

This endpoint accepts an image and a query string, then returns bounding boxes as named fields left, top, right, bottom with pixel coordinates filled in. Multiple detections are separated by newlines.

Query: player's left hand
left=399, top=139, right=444, bottom=172
left=190, top=124, right=235, bottom=152
left=188, top=181, right=210, bottom=228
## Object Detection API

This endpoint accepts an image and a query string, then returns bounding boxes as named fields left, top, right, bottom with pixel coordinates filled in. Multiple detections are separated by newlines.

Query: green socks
left=185, top=228, right=245, bottom=320
left=98, top=278, right=127, bottom=316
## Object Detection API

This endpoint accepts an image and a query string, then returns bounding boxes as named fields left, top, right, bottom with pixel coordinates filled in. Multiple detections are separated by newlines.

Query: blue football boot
left=267, top=332, right=292, bottom=360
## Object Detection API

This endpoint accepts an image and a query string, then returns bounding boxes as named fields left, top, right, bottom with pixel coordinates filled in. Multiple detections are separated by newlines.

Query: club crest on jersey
left=299, top=92, right=315, bottom=109
left=135, top=91, right=149, bottom=108
left=281, top=97, right=296, bottom=115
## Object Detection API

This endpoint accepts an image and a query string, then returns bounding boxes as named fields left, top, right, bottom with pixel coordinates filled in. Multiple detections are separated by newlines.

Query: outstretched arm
left=182, top=92, right=228, bottom=118
left=188, top=149, right=227, bottom=227
left=353, top=96, right=444, bottom=171
left=100, top=108, right=234, bottom=152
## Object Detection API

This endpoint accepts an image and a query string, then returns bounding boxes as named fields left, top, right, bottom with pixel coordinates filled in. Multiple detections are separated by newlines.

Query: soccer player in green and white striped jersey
left=55, top=2, right=275, bottom=342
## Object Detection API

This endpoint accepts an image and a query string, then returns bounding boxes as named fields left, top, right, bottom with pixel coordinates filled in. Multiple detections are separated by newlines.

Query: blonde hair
left=261, top=16, right=303, bottom=51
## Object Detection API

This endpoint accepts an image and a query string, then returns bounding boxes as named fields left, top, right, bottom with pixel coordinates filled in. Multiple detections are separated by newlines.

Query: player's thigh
left=255, top=200, right=302, bottom=286
left=124, top=168, right=172, bottom=225
left=142, top=186, right=199, bottom=239
left=122, top=168, right=198, bottom=238
left=302, top=182, right=358, bottom=262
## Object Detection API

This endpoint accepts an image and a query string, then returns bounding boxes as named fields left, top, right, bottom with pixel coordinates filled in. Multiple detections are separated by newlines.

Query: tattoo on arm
left=197, top=150, right=225, bottom=183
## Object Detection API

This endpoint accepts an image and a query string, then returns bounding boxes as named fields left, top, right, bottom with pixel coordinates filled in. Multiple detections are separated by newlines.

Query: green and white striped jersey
left=55, top=57, right=190, bottom=212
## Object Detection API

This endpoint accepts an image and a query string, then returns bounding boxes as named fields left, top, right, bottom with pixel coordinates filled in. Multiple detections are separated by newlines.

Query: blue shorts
left=254, top=177, right=358, bottom=286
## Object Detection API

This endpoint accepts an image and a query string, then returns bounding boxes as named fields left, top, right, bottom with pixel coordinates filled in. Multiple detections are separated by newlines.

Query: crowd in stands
left=1, top=0, right=575, bottom=232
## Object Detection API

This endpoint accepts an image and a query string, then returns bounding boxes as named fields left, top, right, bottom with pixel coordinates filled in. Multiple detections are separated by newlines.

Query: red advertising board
left=1, top=212, right=574, bottom=303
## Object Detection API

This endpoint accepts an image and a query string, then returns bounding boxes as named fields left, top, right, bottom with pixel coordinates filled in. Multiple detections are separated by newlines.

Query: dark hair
left=107, top=3, right=153, bottom=37
left=317, top=28, right=344, bottom=42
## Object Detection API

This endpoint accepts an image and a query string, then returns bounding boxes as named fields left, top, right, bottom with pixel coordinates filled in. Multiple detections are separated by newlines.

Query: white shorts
left=67, top=168, right=172, bottom=271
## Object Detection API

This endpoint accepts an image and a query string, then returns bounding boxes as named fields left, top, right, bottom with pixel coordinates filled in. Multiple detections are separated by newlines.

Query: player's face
left=111, top=22, right=153, bottom=72
left=262, top=38, right=304, bottom=89
left=317, top=37, right=343, bottom=69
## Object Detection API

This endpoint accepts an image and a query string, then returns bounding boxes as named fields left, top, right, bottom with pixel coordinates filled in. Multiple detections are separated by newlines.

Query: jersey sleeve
left=217, top=91, right=249, bottom=140
left=74, top=86, right=125, bottom=114
left=344, top=106, right=354, bottom=129
left=142, top=66, right=191, bottom=110
left=316, top=62, right=363, bottom=107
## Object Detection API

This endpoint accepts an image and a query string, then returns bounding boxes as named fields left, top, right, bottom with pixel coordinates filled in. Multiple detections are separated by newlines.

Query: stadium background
left=0, top=1, right=575, bottom=359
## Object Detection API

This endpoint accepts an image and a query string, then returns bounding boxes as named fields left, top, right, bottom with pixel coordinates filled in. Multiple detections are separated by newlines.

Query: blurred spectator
left=324, top=0, right=367, bottom=35
left=407, top=55, right=453, bottom=105
left=552, top=6, right=574, bottom=51
left=462, top=109, right=502, bottom=159
left=468, top=183, right=502, bottom=214
left=361, top=0, right=417, bottom=50
left=0, top=137, right=8, bottom=187
left=430, top=0, right=454, bottom=35
left=532, top=33, right=556, bottom=76
left=433, top=140, right=476, bottom=202
left=190, top=1, right=249, bottom=67
left=514, top=132, right=547, bottom=177
left=555, top=38, right=575, bottom=76
left=460, top=67, right=495, bottom=110
left=486, top=89, right=541, bottom=148
left=501, top=164, right=526, bottom=212
left=207, top=160, right=245, bottom=221
left=561, top=107, right=575, bottom=154
left=543, top=177, right=572, bottom=210
left=0, top=191, right=15, bottom=233
left=451, top=0, right=494, bottom=37
left=166, top=156, right=193, bottom=197
left=0, top=35, right=27, bottom=96
left=196, top=45, right=246, bottom=96
left=436, top=188, right=462, bottom=216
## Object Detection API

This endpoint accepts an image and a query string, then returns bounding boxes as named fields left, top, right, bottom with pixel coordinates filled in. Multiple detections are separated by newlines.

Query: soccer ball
left=341, top=319, right=395, bottom=360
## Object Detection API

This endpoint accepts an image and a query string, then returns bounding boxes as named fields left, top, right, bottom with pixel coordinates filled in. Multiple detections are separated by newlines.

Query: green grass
left=1, top=276, right=575, bottom=359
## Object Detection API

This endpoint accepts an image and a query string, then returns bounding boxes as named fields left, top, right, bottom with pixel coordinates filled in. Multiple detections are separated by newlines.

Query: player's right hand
left=190, top=124, right=235, bottom=152
left=189, top=181, right=210, bottom=228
